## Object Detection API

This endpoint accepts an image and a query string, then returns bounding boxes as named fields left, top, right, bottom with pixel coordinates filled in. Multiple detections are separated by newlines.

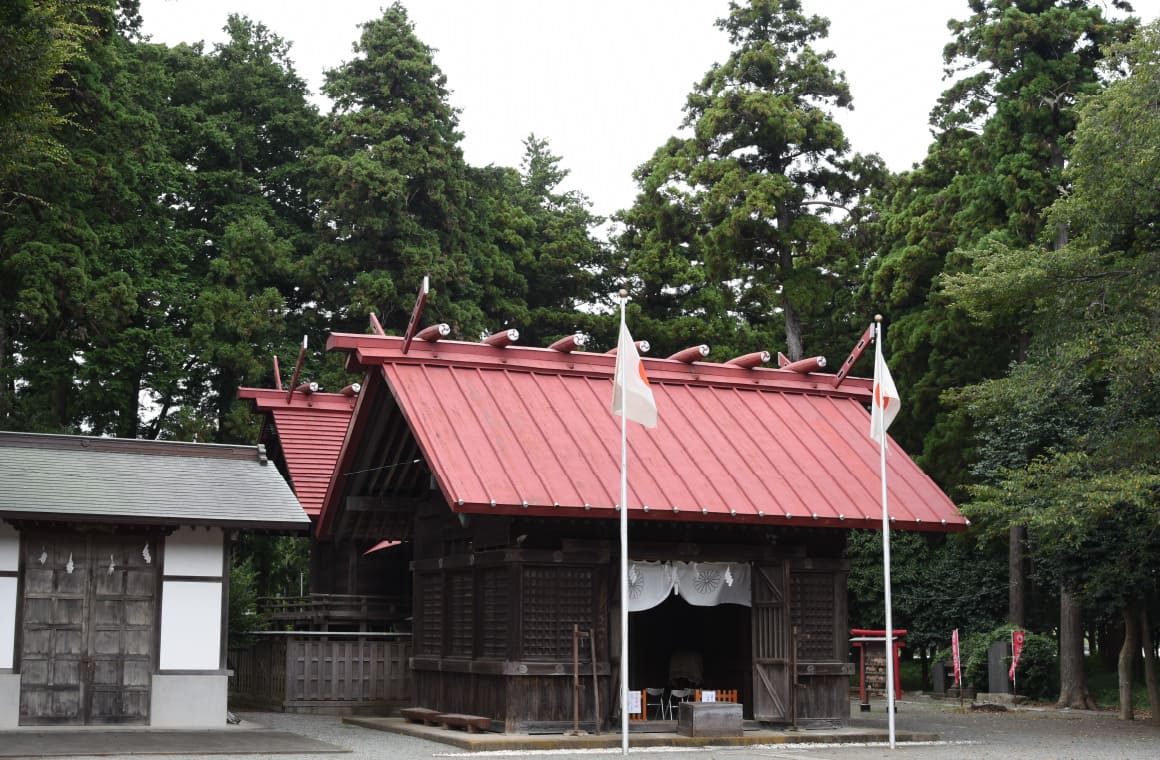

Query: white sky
left=139, top=0, right=1160, bottom=221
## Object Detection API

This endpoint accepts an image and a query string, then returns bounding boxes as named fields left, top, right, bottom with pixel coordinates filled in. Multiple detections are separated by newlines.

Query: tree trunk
left=781, top=296, right=803, bottom=362
left=0, top=318, right=8, bottom=423
left=1057, top=589, right=1096, bottom=709
left=1139, top=608, right=1159, bottom=726
left=1051, top=141, right=1069, bottom=253
left=116, top=365, right=142, bottom=440
left=1119, top=605, right=1138, bottom=721
left=1009, top=524, right=1026, bottom=627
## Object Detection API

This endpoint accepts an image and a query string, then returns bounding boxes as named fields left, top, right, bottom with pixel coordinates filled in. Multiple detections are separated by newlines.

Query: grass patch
left=899, top=658, right=925, bottom=691
left=1086, top=656, right=1151, bottom=711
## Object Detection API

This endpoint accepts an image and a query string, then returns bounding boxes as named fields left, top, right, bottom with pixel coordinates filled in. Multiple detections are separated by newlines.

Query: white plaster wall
left=0, top=523, right=17, bottom=671
left=0, top=577, right=15, bottom=670
left=163, top=527, right=223, bottom=577
left=0, top=522, right=17, bottom=571
left=151, top=674, right=227, bottom=727
left=159, top=581, right=222, bottom=670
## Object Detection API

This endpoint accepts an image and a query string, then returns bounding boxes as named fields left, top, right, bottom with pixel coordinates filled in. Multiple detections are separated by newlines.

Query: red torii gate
left=850, top=628, right=907, bottom=712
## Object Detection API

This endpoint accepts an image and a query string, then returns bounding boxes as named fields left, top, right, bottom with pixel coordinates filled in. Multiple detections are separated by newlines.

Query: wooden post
left=590, top=629, right=601, bottom=735
left=791, top=625, right=799, bottom=730
left=571, top=624, right=581, bottom=734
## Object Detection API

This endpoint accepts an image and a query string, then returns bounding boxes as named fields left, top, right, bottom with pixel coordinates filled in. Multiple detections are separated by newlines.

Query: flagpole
left=875, top=315, right=897, bottom=749
left=618, top=291, right=630, bottom=756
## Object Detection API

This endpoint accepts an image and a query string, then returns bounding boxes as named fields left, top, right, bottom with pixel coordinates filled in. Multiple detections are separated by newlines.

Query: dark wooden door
left=20, top=534, right=156, bottom=725
left=751, top=561, right=791, bottom=723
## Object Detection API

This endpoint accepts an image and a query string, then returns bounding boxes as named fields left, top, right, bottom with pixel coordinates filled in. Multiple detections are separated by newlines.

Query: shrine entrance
left=626, top=560, right=754, bottom=719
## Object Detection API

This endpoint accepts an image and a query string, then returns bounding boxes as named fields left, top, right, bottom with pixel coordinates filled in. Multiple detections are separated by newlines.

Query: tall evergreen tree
left=0, top=1, right=181, bottom=436
left=867, top=0, right=1136, bottom=494
left=0, top=0, right=101, bottom=202
left=514, top=135, right=611, bottom=345
left=155, top=15, right=321, bottom=441
left=304, top=2, right=483, bottom=340
left=943, top=13, right=1158, bottom=715
left=619, top=0, right=882, bottom=363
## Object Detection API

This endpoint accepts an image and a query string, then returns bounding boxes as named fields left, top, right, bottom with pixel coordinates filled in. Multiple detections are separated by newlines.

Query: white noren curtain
left=626, top=561, right=751, bottom=611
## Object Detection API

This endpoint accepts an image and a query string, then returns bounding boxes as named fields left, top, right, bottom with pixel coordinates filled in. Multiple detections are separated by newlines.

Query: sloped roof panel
left=238, top=389, right=356, bottom=517
left=328, top=334, right=964, bottom=533
left=0, top=433, right=309, bottom=530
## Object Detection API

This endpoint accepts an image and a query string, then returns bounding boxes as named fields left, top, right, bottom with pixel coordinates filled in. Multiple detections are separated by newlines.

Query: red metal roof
left=322, top=333, right=965, bottom=534
left=237, top=388, right=355, bottom=518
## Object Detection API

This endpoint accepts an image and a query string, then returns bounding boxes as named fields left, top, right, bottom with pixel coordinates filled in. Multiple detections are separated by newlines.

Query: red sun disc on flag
left=638, top=362, right=650, bottom=385
left=875, top=383, right=889, bottom=409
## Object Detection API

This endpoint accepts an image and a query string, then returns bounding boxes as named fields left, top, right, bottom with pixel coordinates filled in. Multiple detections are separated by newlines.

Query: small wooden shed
left=244, top=330, right=965, bottom=732
left=0, top=432, right=309, bottom=727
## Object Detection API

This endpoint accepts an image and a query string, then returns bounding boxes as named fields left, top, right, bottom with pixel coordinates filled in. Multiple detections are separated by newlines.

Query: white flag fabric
left=869, top=335, right=900, bottom=443
left=612, top=321, right=658, bottom=428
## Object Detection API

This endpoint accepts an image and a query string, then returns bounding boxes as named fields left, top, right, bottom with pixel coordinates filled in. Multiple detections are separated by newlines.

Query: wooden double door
left=19, top=533, right=157, bottom=725
left=751, top=559, right=850, bottom=726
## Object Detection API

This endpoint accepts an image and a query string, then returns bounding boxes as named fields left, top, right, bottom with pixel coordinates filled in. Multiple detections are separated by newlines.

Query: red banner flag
left=952, top=629, right=961, bottom=685
left=1009, top=629, right=1025, bottom=681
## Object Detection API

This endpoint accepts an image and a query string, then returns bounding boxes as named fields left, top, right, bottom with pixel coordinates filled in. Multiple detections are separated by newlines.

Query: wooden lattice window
left=416, top=573, right=444, bottom=656
left=479, top=568, right=508, bottom=658
left=521, top=566, right=593, bottom=660
left=447, top=571, right=474, bottom=657
left=791, top=572, right=835, bottom=660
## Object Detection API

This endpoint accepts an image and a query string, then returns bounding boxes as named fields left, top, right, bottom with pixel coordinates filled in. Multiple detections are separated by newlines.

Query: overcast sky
left=139, top=0, right=1160, bottom=221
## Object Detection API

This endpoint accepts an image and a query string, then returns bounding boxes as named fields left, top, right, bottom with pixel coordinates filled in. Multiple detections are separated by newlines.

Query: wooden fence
left=257, top=594, right=410, bottom=631
left=230, top=631, right=412, bottom=713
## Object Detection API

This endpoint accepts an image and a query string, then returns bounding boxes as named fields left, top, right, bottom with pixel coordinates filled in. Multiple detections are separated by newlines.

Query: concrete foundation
left=0, top=672, right=19, bottom=728
left=150, top=674, right=228, bottom=727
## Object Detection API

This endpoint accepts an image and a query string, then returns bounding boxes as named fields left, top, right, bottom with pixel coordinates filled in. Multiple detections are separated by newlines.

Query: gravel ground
left=39, top=697, right=1160, bottom=760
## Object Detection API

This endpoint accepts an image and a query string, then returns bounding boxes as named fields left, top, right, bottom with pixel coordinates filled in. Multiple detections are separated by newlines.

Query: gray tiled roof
left=0, top=432, right=310, bottom=531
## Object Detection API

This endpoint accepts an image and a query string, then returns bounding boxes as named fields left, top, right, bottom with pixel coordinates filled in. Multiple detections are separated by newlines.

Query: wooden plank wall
left=230, top=634, right=411, bottom=708
left=795, top=674, right=849, bottom=725
left=286, top=636, right=410, bottom=702
left=230, top=636, right=287, bottom=703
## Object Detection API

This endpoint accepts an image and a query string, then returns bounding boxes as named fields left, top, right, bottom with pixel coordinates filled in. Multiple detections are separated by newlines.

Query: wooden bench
left=400, top=707, right=443, bottom=726
left=435, top=713, right=491, bottom=733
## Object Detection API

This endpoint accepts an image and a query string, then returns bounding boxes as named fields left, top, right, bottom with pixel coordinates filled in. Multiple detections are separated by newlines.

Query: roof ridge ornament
left=833, top=321, right=875, bottom=388
left=482, top=329, right=519, bottom=347
left=606, top=340, right=649, bottom=355
left=401, top=275, right=430, bottom=354
left=725, top=350, right=771, bottom=368
left=668, top=345, right=710, bottom=362
left=285, top=336, right=308, bottom=402
left=415, top=323, right=451, bottom=342
left=549, top=333, right=587, bottom=352
left=777, top=353, right=827, bottom=373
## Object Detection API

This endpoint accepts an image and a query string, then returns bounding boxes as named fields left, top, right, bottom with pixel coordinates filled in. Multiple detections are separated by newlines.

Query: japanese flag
left=611, top=321, right=657, bottom=428
left=869, top=339, right=900, bottom=443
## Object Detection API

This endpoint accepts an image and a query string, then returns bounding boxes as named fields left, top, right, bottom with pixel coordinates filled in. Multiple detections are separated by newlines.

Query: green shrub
left=1086, top=655, right=1151, bottom=711
left=899, top=657, right=925, bottom=692
left=229, top=555, right=268, bottom=646
left=934, top=625, right=1057, bottom=699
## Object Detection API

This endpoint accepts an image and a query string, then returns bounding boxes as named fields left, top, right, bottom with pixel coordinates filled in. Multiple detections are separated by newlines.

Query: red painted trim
left=316, top=368, right=380, bottom=540
left=326, top=333, right=875, bottom=401
left=238, top=387, right=357, bottom=413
